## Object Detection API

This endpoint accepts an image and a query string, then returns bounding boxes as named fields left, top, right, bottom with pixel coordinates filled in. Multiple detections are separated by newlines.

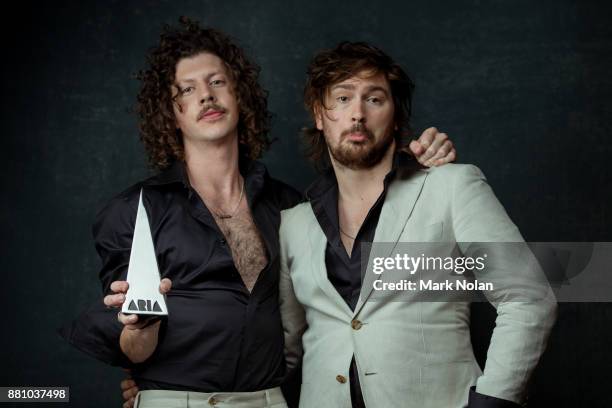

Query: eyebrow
left=175, top=71, right=223, bottom=85
left=331, top=83, right=356, bottom=91
left=330, top=83, right=390, bottom=96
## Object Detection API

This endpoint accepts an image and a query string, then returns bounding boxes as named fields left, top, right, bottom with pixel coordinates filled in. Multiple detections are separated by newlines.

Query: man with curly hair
left=61, top=17, right=456, bottom=408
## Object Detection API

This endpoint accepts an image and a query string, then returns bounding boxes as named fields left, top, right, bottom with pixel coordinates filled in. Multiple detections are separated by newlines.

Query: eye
left=336, top=95, right=349, bottom=103
left=210, top=79, right=226, bottom=87
left=367, top=96, right=383, bottom=105
left=180, top=86, right=194, bottom=95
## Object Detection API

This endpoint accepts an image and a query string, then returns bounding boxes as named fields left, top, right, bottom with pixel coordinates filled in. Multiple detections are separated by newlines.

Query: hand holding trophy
left=103, top=189, right=171, bottom=363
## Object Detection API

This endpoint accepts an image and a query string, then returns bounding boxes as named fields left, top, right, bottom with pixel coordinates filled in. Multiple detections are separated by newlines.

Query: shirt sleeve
left=58, top=192, right=138, bottom=368
left=468, top=386, right=522, bottom=408
left=92, top=193, right=137, bottom=294
left=57, top=301, right=134, bottom=368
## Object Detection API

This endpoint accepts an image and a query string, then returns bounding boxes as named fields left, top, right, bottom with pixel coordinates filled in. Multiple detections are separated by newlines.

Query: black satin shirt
left=306, top=158, right=394, bottom=408
left=60, top=159, right=302, bottom=393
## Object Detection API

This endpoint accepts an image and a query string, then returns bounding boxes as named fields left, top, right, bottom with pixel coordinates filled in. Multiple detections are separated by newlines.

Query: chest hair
left=213, top=204, right=268, bottom=293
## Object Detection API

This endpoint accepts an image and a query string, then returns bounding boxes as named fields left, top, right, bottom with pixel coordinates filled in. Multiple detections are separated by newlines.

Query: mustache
left=197, top=103, right=226, bottom=120
left=340, top=124, right=374, bottom=140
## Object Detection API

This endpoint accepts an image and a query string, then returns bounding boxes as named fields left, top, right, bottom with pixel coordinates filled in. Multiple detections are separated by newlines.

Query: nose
left=351, top=101, right=365, bottom=124
left=199, top=85, right=216, bottom=105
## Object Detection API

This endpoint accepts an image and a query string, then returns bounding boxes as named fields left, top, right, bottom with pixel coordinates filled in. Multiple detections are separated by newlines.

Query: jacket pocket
left=417, top=360, right=479, bottom=407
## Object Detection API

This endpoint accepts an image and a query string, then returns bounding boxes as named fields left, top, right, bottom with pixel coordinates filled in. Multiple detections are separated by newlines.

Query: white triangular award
left=121, top=189, right=168, bottom=316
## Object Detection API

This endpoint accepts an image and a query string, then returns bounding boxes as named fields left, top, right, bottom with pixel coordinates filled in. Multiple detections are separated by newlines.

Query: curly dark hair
left=303, top=41, right=415, bottom=165
left=136, top=16, right=271, bottom=170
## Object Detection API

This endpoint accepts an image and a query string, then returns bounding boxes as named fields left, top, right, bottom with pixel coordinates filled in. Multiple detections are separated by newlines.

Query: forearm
left=477, top=291, right=557, bottom=402
left=119, top=323, right=161, bottom=364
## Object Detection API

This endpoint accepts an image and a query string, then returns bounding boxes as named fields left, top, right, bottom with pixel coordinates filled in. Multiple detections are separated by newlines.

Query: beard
left=327, top=124, right=395, bottom=170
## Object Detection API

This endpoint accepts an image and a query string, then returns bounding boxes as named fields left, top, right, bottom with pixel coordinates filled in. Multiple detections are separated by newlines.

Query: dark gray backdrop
left=2, top=0, right=611, bottom=406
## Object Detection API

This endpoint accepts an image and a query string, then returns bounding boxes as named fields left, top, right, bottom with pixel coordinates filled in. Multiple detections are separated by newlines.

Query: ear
left=314, top=102, right=324, bottom=131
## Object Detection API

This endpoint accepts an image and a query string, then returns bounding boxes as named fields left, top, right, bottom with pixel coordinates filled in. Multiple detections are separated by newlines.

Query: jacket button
left=336, top=375, right=347, bottom=384
left=351, top=319, right=363, bottom=330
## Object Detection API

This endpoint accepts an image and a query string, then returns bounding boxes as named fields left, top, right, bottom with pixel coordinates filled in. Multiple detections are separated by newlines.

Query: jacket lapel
left=307, top=219, right=354, bottom=318
left=353, top=170, right=429, bottom=316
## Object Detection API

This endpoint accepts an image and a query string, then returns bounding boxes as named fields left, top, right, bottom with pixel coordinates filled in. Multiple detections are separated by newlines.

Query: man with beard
left=60, top=18, right=456, bottom=408
left=277, top=42, right=557, bottom=407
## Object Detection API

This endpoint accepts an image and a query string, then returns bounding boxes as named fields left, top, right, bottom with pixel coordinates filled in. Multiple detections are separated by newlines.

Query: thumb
left=159, top=278, right=172, bottom=294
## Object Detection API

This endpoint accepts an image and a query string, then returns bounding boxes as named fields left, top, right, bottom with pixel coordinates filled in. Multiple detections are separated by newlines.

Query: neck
left=183, top=133, right=242, bottom=196
left=332, top=142, right=396, bottom=205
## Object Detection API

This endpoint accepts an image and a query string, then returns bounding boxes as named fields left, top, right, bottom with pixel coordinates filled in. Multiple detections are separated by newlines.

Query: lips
left=341, top=125, right=374, bottom=143
left=198, top=108, right=226, bottom=122
left=345, top=132, right=369, bottom=142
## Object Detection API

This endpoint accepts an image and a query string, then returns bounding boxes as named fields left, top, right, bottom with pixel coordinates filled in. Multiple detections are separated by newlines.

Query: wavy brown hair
left=303, top=41, right=415, bottom=166
left=136, top=17, right=271, bottom=170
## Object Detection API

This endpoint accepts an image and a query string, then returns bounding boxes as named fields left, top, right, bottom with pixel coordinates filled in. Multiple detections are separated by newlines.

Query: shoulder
left=388, top=163, right=490, bottom=210
left=92, top=182, right=144, bottom=238
left=281, top=200, right=312, bottom=219
left=397, top=163, right=488, bottom=195
left=264, top=176, right=305, bottom=210
left=97, top=182, right=142, bottom=216
left=423, top=163, right=486, bottom=184
left=280, top=201, right=314, bottom=231
left=279, top=201, right=315, bottom=250
left=95, top=169, right=181, bottom=220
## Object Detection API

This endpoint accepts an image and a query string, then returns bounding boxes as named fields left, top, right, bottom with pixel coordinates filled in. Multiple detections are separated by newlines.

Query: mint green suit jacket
left=279, top=163, right=557, bottom=408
